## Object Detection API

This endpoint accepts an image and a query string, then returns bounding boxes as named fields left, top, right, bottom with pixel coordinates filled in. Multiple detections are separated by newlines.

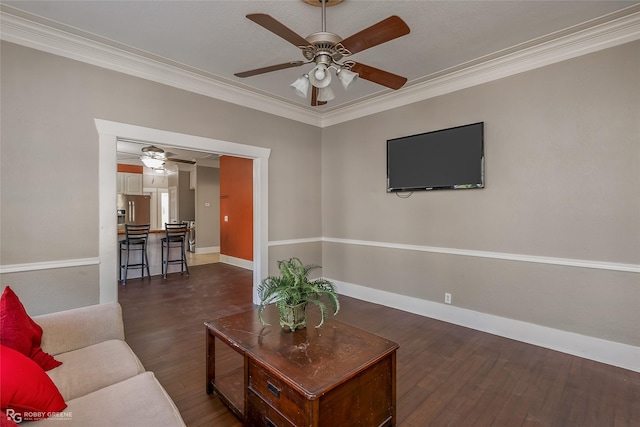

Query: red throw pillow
left=0, top=345, right=67, bottom=421
left=0, top=287, right=62, bottom=371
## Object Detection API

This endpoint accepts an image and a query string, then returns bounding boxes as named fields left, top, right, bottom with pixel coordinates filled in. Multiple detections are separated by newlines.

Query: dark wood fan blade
left=247, top=14, right=309, bottom=47
left=167, top=158, right=196, bottom=165
left=350, top=63, right=407, bottom=90
left=311, top=87, right=327, bottom=107
left=235, top=61, right=305, bottom=78
left=340, top=16, right=410, bottom=55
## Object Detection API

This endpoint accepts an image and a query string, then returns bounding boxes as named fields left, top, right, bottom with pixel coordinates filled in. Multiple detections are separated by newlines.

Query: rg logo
left=4, top=409, right=22, bottom=423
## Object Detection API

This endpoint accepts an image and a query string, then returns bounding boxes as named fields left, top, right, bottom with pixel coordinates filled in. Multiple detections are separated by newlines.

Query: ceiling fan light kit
left=140, top=145, right=166, bottom=169
left=336, top=67, right=358, bottom=90
left=235, top=0, right=410, bottom=107
left=140, top=157, right=165, bottom=169
left=308, top=63, right=332, bottom=88
left=317, top=85, right=335, bottom=102
left=290, top=74, right=311, bottom=97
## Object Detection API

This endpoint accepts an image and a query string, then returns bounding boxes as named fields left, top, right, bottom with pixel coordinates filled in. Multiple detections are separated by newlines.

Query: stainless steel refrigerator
left=117, top=194, right=151, bottom=225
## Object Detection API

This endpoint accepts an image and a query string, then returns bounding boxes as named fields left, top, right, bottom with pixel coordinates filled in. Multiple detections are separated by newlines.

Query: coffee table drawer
left=248, top=359, right=306, bottom=425
left=247, top=389, right=296, bottom=427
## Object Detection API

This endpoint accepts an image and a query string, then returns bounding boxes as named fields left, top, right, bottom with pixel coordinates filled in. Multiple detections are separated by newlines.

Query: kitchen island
left=117, top=228, right=191, bottom=280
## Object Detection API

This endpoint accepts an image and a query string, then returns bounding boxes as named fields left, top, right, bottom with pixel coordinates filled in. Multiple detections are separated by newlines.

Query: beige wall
left=177, top=170, right=195, bottom=223
left=0, top=41, right=322, bottom=314
left=1, top=38, right=637, bottom=351
left=195, top=165, right=220, bottom=251
left=321, top=41, right=640, bottom=346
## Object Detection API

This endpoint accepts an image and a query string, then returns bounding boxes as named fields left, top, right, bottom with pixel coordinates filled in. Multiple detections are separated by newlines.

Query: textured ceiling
left=2, top=0, right=638, bottom=113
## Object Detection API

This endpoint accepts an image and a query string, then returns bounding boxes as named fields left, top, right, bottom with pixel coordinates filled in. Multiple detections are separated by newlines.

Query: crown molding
left=321, top=7, right=640, bottom=127
left=2, top=6, right=639, bottom=128
left=0, top=8, right=322, bottom=127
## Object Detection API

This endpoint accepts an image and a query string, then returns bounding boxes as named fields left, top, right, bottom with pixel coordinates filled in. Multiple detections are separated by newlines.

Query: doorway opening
left=96, top=119, right=271, bottom=305
left=117, top=141, right=227, bottom=270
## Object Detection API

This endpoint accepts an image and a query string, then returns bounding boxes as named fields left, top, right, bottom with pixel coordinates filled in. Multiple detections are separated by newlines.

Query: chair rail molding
left=0, top=258, right=100, bottom=274
left=271, top=237, right=640, bottom=273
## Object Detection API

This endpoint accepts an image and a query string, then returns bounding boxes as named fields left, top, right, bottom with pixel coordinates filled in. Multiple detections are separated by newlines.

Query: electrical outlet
left=444, top=293, right=452, bottom=304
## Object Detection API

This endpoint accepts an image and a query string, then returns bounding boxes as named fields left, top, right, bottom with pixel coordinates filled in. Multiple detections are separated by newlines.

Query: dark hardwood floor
left=118, top=263, right=640, bottom=427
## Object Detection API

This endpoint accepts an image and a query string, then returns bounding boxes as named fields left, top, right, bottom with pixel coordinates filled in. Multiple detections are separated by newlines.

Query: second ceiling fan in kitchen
left=139, top=145, right=195, bottom=171
left=234, top=0, right=410, bottom=106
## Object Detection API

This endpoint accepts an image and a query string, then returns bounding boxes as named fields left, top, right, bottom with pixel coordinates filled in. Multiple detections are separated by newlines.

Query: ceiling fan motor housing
left=141, top=145, right=164, bottom=156
left=303, top=32, right=346, bottom=64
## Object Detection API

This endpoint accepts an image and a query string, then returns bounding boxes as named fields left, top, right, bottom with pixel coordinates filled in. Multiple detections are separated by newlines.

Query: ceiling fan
left=235, top=0, right=410, bottom=106
left=139, top=145, right=195, bottom=170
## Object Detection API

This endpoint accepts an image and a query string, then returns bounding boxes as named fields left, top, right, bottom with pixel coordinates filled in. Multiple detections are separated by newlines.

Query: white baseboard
left=220, top=254, right=253, bottom=271
left=195, top=246, right=219, bottom=255
left=331, top=278, right=640, bottom=373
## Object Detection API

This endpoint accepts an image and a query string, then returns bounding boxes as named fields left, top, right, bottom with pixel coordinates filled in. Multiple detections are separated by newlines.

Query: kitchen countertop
left=117, top=228, right=191, bottom=235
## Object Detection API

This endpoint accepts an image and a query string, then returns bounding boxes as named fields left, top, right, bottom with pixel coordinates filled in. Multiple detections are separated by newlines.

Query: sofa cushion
left=46, top=340, right=145, bottom=401
left=34, top=303, right=125, bottom=357
left=32, top=372, right=186, bottom=426
left=0, top=345, right=66, bottom=422
left=0, top=287, right=61, bottom=371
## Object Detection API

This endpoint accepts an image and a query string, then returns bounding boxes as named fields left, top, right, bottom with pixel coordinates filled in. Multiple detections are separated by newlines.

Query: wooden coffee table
left=206, top=307, right=399, bottom=427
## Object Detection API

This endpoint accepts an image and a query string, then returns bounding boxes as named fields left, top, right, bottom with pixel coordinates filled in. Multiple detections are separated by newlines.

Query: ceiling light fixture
left=289, top=0, right=358, bottom=103
left=317, top=85, right=335, bottom=102
left=290, top=74, right=310, bottom=97
left=237, top=0, right=410, bottom=107
left=140, top=145, right=166, bottom=169
left=141, top=157, right=164, bottom=169
left=336, top=67, right=358, bottom=90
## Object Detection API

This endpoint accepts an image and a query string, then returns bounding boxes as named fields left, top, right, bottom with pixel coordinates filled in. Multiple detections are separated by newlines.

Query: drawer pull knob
left=267, top=381, right=281, bottom=398
left=266, top=417, right=278, bottom=427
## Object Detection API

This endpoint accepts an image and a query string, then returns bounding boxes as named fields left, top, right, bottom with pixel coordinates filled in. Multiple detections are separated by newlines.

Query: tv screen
left=387, top=122, right=484, bottom=192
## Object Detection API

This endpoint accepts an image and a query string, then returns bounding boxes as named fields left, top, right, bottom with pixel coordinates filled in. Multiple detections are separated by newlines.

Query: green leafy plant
left=257, top=257, right=340, bottom=329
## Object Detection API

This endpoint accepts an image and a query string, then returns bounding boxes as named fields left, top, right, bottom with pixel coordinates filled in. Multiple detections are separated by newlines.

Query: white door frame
left=95, top=119, right=270, bottom=305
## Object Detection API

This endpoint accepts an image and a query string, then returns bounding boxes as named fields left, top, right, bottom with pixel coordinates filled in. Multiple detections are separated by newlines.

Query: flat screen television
left=387, top=122, right=484, bottom=192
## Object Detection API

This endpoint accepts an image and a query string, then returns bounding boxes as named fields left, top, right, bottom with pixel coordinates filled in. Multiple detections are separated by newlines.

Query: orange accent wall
left=117, top=164, right=143, bottom=174
left=219, top=156, right=253, bottom=261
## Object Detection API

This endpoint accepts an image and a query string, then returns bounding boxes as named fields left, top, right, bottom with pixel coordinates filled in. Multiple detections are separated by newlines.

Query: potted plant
left=257, top=257, right=340, bottom=332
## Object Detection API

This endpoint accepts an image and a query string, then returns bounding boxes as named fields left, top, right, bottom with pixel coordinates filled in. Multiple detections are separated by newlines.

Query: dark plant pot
left=279, top=302, right=307, bottom=332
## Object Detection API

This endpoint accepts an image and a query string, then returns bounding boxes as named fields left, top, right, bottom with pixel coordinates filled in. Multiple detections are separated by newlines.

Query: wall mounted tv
left=387, top=122, right=484, bottom=192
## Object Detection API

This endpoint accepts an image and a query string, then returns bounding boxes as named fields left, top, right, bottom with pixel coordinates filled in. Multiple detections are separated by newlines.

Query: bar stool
left=119, top=224, right=151, bottom=285
left=161, top=223, right=189, bottom=279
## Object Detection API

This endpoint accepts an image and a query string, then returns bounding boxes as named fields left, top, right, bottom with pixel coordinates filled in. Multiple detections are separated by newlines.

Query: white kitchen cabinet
left=116, top=173, right=124, bottom=194
left=117, top=172, right=143, bottom=195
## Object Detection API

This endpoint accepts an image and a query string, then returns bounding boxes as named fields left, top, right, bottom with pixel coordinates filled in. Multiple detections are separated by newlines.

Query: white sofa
left=30, top=302, right=185, bottom=426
